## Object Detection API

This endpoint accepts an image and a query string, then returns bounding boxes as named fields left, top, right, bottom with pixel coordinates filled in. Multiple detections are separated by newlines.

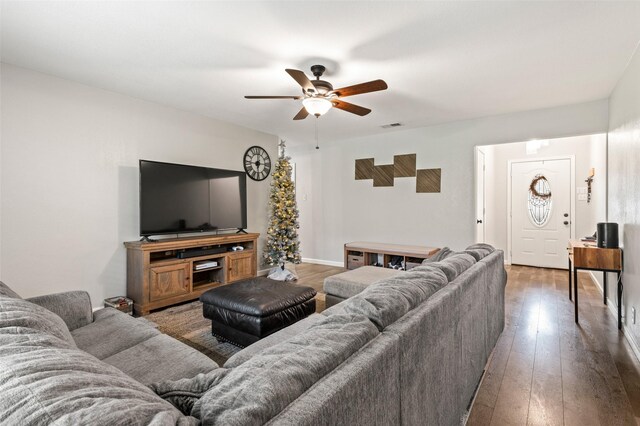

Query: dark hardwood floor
left=294, top=262, right=346, bottom=312
left=295, top=263, right=640, bottom=425
left=295, top=262, right=346, bottom=295
left=468, top=265, right=640, bottom=425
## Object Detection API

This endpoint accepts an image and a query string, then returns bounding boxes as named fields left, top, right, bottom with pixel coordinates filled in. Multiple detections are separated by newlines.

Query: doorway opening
left=475, top=134, right=607, bottom=269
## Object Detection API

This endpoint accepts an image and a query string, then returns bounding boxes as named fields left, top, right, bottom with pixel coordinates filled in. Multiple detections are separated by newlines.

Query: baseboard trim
left=589, top=271, right=604, bottom=294
left=302, top=258, right=345, bottom=268
left=587, top=272, right=640, bottom=364
left=258, top=268, right=270, bottom=276
left=604, top=298, right=640, bottom=364
left=624, top=323, right=640, bottom=366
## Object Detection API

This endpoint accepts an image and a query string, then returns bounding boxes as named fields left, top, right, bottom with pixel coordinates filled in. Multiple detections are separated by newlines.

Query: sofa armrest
left=26, top=291, right=94, bottom=331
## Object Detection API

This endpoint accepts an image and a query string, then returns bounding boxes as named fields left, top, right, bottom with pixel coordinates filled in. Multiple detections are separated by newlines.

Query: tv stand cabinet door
left=149, top=263, right=190, bottom=302
left=227, top=252, right=254, bottom=283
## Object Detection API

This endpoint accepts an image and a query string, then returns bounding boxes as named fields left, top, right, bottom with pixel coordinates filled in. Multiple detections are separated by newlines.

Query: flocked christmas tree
left=264, top=140, right=301, bottom=270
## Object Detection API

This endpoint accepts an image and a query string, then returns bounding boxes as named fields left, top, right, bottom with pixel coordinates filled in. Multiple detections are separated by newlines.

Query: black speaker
left=597, top=222, right=619, bottom=248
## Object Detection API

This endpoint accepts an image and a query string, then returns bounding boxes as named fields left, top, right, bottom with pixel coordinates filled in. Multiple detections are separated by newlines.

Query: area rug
left=143, top=293, right=326, bottom=366
left=143, top=301, right=240, bottom=366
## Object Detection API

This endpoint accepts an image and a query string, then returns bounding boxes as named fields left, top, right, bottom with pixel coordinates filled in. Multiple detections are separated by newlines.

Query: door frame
left=506, top=155, right=576, bottom=265
left=475, top=148, right=486, bottom=243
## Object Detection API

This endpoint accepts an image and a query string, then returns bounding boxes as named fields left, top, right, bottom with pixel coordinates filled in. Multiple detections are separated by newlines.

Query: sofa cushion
left=442, top=253, right=477, bottom=278
left=191, top=313, right=379, bottom=425
left=320, top=298, right=350, bottom=316
left=0, top=281, right=21, bottom=299
left=421, top=247, right=452, bottom=264
left=149, top=369, right=230, bottom=416
left=71, top=308, right=160, bottom=359
left=149, top=368, right=229, bottom=416
left=339, top=266, right=449, bottom=331
left=415, top=253, right=476, bottom=282
left=224, top=313, right=326, bottom=368
left=323, top=266, right=404, bottom=299
left=464, top=243, right=495, bottom=261
left=0, top=296, right=76, bottom=347
left=0, top=327, right=195, bottom=425
left=103, top=333, right=219, bottom=385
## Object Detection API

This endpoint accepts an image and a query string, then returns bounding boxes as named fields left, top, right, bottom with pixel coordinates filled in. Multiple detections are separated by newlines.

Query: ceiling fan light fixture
left=245, top=66, right=387, bottom=120
left=302, top=97, right=332, bottom=117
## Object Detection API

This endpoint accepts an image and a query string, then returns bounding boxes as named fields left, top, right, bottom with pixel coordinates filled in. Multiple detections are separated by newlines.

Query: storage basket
left=104, top=296, right=134, bottom=316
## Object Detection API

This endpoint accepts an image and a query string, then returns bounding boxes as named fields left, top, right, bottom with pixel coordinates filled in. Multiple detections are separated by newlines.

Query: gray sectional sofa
left=0, top=244, right=506, bottom=425
left=0, top=283, right=219, bottom=424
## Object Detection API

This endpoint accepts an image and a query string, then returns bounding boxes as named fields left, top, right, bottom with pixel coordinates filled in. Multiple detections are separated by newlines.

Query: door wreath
left=529, top=175, right=551, bottom=199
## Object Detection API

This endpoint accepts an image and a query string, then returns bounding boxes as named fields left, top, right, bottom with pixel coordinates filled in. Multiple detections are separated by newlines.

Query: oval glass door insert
left=528, top=174, right=552, bottom=227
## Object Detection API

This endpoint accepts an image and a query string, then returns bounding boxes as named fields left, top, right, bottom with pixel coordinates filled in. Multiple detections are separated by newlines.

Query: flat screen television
left=139, top=160, right=247, bottom=236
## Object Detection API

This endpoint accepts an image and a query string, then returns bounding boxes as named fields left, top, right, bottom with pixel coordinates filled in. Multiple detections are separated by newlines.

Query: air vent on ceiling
left=381, top=122, right=403, bottom=129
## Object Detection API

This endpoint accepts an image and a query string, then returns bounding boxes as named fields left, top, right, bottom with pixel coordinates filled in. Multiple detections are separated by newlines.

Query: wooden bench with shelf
left=344, top=242, right=440, bottom=270
left=125, top=233, right=259, bottom=315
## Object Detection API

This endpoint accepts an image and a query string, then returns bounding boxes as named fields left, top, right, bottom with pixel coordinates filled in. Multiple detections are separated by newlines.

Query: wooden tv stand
left=124, top=233, right=259, bottom=315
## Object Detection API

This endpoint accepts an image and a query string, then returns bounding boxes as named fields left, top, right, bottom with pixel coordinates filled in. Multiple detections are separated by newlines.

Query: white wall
left=0, top=64, right=278, bottom=306
left=481, top=134, right=607, bottom=256
left=290, top=100, right=609, bottom=264
left=608, top=44, right=640, bottom=351
left=0, top=64, right=2, bottom=279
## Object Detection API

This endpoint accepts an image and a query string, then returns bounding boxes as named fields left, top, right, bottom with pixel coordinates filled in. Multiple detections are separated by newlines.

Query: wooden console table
left=567, top=240, right=623, bottom=329
left=344, top=242, right=439, bottom=270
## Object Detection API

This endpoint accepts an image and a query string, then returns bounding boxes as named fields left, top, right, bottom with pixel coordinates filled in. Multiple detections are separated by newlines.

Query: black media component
left=176, top=246, right=227, bottom=259
left=139, top=160, right=248, bottom=237
left=596, top=222, right=619, bottom=248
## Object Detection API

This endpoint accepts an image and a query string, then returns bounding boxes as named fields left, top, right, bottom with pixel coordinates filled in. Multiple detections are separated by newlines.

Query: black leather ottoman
left=200, top=277, right=317, bottom=347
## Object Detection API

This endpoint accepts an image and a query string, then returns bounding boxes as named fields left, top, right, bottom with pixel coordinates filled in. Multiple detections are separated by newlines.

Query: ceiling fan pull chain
left=315, top=117, right=320, bottom=150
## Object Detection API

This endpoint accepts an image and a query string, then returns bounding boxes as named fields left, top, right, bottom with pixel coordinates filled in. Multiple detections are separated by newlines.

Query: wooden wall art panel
left=355, top=154, right=441, bottom=193
left=355, top=158, right=375, bottom=180
left=373, top=165, right=395, bottom=187
left=416, top=168, right=441, bottom=193
left=393, top=154, right=416, bottom=177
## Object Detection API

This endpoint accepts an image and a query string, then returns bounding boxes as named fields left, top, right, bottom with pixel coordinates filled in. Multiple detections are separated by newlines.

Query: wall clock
left=243, top=146, right=271, bottom=181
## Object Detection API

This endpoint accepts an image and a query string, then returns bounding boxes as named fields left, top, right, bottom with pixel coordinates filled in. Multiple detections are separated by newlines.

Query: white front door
left=511, top=159, right=572, bottom=269
left=476, top=149, right=486, bottom=243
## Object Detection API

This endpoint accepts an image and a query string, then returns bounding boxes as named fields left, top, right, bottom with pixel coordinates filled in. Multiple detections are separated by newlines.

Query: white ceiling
left=2, top=1, right=640, bottom=144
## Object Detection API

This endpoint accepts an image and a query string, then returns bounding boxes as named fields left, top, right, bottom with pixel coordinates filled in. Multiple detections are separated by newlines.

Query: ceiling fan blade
left=332, top=100, right=371, bottom=116
left=285, top=69, right=316, bottom=94
left=293, top=107, right=309, bottom=120
left=245, top=95, right=302, bottom=99
left=333, top=79, right=388, bottom=98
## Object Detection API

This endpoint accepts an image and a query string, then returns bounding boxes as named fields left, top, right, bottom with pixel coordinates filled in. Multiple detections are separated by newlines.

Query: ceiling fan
left=245, top=65, right=388, bottom=120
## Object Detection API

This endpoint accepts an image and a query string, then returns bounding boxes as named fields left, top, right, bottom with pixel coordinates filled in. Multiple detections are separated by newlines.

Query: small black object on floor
left=200, top=277, right=316, bottom=348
